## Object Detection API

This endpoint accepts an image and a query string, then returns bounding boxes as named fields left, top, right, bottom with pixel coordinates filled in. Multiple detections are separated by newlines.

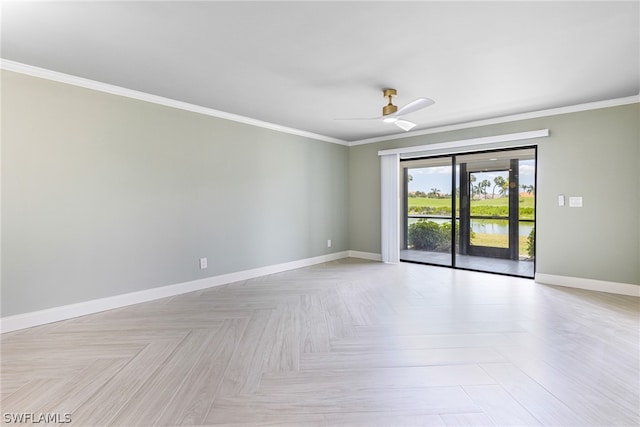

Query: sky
left=407, top=160, right=535, bottom=195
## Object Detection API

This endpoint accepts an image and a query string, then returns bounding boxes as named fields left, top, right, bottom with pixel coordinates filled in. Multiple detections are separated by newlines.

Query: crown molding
left=3, top=59, right=636, bottom=148
left=0, top=59, right=349, bottom=146
left=350, top=94, right=640, bottom=146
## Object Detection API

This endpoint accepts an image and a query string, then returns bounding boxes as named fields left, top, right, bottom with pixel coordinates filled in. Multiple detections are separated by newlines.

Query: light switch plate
left=569, top=196, right=583, bottom=208
left=558, top=195, right=565, bottom=206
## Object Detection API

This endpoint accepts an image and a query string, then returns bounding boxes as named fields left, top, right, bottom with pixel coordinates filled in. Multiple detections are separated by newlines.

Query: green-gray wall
left=2, top=71, right=349, bottom=317
left=2, top=70, right=638, bottom=319
left=349, top=103, right=640, bottom=286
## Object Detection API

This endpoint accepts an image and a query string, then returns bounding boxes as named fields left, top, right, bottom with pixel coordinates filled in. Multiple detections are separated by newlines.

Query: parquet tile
left=1, top=258, right=638, bottom=426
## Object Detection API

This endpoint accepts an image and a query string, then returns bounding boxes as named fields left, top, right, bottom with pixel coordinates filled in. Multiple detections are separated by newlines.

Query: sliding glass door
left=400, top=147, right=536, bottom=278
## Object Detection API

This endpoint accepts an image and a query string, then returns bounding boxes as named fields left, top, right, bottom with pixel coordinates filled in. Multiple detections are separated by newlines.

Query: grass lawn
left=408, top=195, right=534, bottom=219
left=471, top=195, right=534, bottom=209
left=407, top=197, right=456, bottom=208
left=472, top=233, right=530, bottom=257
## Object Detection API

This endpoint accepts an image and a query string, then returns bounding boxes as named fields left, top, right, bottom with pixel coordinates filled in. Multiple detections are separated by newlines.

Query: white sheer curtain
left=380, top=153, right=400, bottom=263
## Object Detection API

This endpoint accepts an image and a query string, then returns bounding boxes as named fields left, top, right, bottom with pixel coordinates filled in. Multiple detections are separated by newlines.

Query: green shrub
left=519, top=207, right=535, bottom=220
left=468, top=205, right=534, bottom=219
left=527, top=227, right=535, bottom=259
left=408, top=206, right=452, bottom=216
left=408, top=220, right=474, bottom=253
left=469, top=205, right=509, bottom=217
left=408, top=220, right=447, bottom=250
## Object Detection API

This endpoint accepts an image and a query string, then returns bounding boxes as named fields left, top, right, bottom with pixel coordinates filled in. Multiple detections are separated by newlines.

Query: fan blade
left=395, top=97, right=434, bottom=116
left=394, top=119, right=416, bottom=131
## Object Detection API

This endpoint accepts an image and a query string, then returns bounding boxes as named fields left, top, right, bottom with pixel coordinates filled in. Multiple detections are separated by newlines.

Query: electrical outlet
left=327, top=239, right=332, bottom=248
left=199, top=258, right=208, bottom=269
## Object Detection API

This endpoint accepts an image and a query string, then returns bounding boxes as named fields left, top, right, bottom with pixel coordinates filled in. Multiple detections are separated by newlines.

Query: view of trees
left=407, top=173, right=535, bottom=259
left=521, top=184, right=535, bottom=194
left=405, top=156, right=536, bottom=263
left=491, top=176, right=508, bottom=199
left=409, top=175, right=535, bottom=201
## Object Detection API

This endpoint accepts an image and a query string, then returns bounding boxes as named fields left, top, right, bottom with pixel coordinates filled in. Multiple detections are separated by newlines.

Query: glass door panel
left=401, top=157, right=454, bottom=267
left=454, top=148, right=536, bottom=277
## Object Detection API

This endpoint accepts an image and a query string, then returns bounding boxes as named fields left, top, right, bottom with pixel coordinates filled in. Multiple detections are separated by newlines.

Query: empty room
left=1, top=1, right=639, bottom=426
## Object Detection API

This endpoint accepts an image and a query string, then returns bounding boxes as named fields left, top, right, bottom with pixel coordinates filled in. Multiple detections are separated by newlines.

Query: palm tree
left=492, top=176, right=507, bottom=199
left=470, top=175, right=477, bottom=199
left=480, top=179, right=491, bottom=198
left=429, top=187, right=441, bottom=198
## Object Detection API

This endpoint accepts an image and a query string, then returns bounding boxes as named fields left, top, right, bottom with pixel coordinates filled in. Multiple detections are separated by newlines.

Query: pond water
left=408, top=218, right=534, bottom=236
left=472, top=219, right=534, bottom=236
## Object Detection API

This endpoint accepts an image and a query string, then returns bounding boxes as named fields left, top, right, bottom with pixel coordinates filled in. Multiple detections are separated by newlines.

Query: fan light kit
left=337, top=88, right=434, bottom=132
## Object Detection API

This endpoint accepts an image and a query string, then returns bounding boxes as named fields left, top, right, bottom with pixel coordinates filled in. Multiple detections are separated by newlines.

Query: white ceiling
left=2, top=1, right=639, bottom=143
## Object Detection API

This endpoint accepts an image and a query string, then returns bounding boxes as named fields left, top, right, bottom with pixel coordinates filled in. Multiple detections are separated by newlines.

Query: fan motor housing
left=383, top=104, right=398, bottom=116
left=382, top=88, right=398, bottom=116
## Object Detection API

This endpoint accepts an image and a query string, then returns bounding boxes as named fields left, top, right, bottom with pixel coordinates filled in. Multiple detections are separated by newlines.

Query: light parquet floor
left=1, top=258, right=639, bottom=426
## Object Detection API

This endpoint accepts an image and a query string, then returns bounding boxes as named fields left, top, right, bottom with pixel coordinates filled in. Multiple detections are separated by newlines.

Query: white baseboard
left=0, top=251, right=351, bottom=334
left=348, top=250, right=382, bottom=262
left=535, top=273, right=640, bottom=297
left=18, top=254, right=634, bottom=333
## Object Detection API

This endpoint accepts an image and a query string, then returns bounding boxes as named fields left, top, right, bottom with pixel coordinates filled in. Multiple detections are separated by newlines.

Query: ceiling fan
left=338, top=89, right=434, bottom=131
